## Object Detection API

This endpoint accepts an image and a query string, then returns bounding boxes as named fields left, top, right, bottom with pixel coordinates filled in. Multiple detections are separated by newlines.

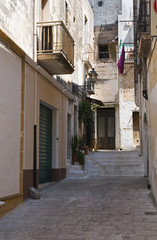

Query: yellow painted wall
left=0, top=44, right=21, bottom=198
left=37, top=73, right=67, bottom=169
left=23, top=64, right=35, bottom=170
left=148, top=41, right=157, bottom=200
left=24, top=65, right=67, bottom=172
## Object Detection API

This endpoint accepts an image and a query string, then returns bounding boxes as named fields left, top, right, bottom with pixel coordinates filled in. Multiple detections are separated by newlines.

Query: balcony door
left=97, top=108, right=115, bottom=149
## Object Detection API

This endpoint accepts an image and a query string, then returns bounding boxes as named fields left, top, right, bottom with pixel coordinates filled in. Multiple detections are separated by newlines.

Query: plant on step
left=71, top=135, right=81, bottom=164
left=77, top=151, right=85, bottom=169
left=78, top=100, right=94, bottom=147
left=71, top=135, right=85, bottom=165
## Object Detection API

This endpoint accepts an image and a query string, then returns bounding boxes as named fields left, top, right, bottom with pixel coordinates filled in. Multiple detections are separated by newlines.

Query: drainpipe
left=33, top=0, right=37, bottom=62
left=33, top=0, right=38, bottom=188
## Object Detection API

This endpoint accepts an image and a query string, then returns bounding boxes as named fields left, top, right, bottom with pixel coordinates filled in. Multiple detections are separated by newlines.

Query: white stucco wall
left=0, top=0, right=34, bottom=59
left=0, top=44, right=21, bottom=197
left=37, top=0, right=94, bottom=87
left=118, top=0, right=134, bottom=45
left=118, top=62, right=139, bottom=150
left=58, top=0, right=94, bottom=87
left=146, top=40, right=157, bottom=201
left=23, top=64, right=35, bottom=170
left=117, top=0, right=136, bottom=150
left=119, top=90, right=138, bottom=150
left=0, top=0, right=94, bottom=88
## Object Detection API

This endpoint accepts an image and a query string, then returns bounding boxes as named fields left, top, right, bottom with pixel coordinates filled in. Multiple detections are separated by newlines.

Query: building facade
left=118, top=0, right=140, bottom=150
left=0, top=0, right=94, bottom=215
left=134, top=0, right=157, bottom=200
left=88, top=0, right=139, bottom=150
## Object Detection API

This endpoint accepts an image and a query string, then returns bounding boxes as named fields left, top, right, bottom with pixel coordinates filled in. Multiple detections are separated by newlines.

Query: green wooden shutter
left=39, top=104, right=52, bottom=184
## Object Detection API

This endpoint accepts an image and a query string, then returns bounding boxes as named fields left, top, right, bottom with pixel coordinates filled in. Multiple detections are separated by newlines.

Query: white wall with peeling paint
left=0, top=0, right=34, bottom=58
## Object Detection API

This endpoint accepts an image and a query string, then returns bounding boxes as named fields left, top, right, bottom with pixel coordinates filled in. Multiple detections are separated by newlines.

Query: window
left=99, top=44, right=109, bottom=59
left=84, top=15, right=88, bottom=25
left=98, top=1, right=103, bottom=6
left=133, top=112, right=140, bottom=146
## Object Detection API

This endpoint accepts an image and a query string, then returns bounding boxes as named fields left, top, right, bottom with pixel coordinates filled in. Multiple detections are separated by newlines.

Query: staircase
left=85, top=150, right=144, bottom=177
left=66, top=164, right=88, bottom=178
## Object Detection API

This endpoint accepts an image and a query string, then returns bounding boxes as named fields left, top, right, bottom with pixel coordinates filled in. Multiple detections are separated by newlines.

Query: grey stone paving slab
left=0, top=176, right=157, bottom=239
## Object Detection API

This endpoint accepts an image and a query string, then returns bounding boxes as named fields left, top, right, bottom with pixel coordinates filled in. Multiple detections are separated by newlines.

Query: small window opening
left=85, top=15, right=88, bottom=24
left=98, top=1, right=103, bottom=6
left=99, top=44, right=109, bottom=59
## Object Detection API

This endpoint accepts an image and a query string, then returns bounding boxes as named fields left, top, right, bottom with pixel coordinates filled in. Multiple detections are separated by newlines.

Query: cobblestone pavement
left=1, top=176, right=157, bottom=240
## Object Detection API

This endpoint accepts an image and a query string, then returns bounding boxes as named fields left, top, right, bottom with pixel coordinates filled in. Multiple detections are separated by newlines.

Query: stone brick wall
left=93, top=24, right=118, bottom=103
left=88, top=0, right=122, bottom=25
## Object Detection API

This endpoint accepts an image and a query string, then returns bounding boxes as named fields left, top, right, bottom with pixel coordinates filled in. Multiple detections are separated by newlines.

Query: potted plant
left=78, top=100, right=94, bottom=150
left=82, top=146, right=88, bottom=155
left=77, top=151, right=85, bottom=169
left=71, top=135, right=79, bottom=164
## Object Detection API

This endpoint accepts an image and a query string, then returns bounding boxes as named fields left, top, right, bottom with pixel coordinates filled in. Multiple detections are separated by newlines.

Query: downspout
left=33, top=0, right=38, bottom=188
left=33, top=0, right=37, bottom=62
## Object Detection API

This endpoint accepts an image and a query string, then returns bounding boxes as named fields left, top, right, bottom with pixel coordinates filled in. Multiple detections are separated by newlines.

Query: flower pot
left=83, top=146, right=88, bottom=155
left=72, top=154, right=79, bottom=164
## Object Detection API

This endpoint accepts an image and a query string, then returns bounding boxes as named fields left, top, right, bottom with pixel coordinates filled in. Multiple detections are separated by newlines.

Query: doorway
left=133, top=111, right=140, bottom=146
left=97, top=108, right=115, bottom=149
left=39, top=104, right=52, bottom=184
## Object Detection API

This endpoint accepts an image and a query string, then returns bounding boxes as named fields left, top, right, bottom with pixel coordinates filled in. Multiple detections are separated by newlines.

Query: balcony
left=138, top=33, right=151, bottom=58
left=118, top=44, right=134, bottom=62
left=37, top=21, right=74, bottom=75
left=137, top=0, right=150, bottom=34
left=137, top=0, right=151, bottom=58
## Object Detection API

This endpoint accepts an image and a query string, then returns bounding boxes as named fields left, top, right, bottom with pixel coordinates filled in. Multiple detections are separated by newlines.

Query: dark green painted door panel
left=39, top=104, right=52, bottom=184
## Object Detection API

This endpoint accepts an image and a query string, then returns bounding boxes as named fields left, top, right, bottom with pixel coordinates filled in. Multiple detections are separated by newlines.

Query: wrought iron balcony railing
left=37, top=21, right=74, bottom=75
left=118, top=43, right=134, bottom=62
left=137, top=0, right=150, bottom=34
left=135, top=0, right=151, bottom=58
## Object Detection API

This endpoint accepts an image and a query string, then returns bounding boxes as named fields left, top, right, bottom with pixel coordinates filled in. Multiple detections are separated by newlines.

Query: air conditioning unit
left=86, top=80, right=95, bottom=94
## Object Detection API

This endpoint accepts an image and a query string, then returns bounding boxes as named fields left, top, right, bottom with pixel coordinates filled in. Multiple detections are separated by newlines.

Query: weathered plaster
left=0, top=0, right=34, bottom=58
left=0, top=44, right=21, bottom=197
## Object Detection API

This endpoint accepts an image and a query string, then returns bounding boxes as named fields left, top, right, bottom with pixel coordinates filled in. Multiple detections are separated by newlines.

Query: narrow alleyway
left=0, top=175, right=157, bottom=240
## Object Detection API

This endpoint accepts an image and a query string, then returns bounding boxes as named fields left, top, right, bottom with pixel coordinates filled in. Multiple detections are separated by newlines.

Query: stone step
left=87, top=167, right=144, bottom=177
left=66, top=164, right=88, bottom=178
left=91, top=154, right=141, bottom=159
left=69, top=165, right=83, bottom=171
left=89, top=151, right=140, bottom=156
left=84, top=150, right=144, bottom=177
left=66, top=170, right=88, bottom=178
left=101, top=165, right=143, bottom=171
left=93, top=160, right=143, bottom=166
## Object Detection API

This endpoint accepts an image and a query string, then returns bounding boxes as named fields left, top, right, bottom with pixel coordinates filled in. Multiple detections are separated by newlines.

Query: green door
left=39, top=104, right=52, bottom=184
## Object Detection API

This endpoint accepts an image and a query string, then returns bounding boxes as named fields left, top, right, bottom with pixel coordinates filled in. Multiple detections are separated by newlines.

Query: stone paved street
left=0, top=176, right=157, bottom=240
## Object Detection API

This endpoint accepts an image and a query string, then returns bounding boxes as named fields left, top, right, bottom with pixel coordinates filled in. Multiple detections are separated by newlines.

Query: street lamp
left=86, top=68, right=98, bottom=94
